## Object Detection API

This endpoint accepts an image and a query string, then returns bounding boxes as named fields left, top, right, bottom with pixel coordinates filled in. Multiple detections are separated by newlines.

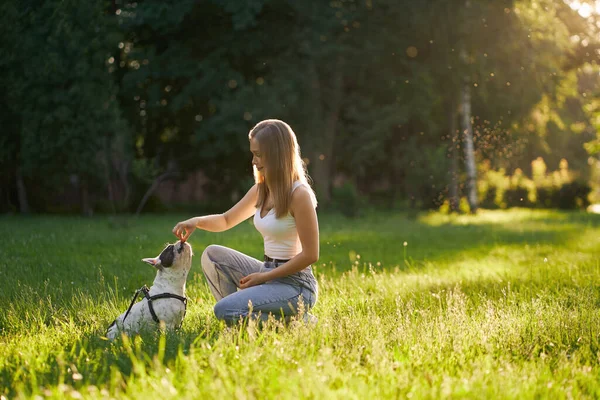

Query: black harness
left=121, top=285, right=187, bottom=328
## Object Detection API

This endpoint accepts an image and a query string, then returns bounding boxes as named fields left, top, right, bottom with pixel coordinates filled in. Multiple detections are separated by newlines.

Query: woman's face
left=250, top=137, right=265, bottom=174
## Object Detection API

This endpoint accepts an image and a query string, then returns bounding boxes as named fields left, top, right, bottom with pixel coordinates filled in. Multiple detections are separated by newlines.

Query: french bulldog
left=107, top=240, right=193, bottom=340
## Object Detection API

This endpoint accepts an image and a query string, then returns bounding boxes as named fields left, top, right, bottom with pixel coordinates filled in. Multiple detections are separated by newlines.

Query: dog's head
left=142, top=240, right=193, bottom=272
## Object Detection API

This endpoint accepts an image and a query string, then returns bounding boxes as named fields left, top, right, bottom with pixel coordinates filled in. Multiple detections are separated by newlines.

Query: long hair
left=248, top=119, right=317, bottom=218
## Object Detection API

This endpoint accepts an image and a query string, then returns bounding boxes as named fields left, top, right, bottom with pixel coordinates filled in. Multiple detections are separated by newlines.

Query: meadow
left=0, top=209, right=599, bottom=399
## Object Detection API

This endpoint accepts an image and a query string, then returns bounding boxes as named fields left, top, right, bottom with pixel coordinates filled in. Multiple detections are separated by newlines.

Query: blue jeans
left=200, top=245, right=318, bottom=325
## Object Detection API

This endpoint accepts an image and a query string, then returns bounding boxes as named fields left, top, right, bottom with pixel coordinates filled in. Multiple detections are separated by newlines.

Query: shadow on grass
left=0, top=319, right=224, bottom=397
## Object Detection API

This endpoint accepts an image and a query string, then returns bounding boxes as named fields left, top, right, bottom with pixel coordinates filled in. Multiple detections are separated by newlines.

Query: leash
left=122, top=285, right=187, bottom=328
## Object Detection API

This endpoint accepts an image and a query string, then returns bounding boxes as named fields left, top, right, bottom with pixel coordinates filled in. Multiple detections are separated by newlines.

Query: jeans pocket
left=260, top=261, right=275, bottom=272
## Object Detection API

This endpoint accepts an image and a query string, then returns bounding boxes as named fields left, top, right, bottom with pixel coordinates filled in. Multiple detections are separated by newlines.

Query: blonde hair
left=249, top=119, right=317, bottom=218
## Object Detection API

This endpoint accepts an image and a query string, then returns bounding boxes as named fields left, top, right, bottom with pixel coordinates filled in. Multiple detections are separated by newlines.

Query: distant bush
left=504, top=186, right=533, bottom=208
left=535, top=187, right=558, bottom=208
left=556, top=182, right=591, bottom=209
left=367, top=187, right=396, bottom=209
left=477, top=157, right=591, bottom=210
left=479, top=185, right=498, bottom=209
left=331, top=182, right=364, bottom=218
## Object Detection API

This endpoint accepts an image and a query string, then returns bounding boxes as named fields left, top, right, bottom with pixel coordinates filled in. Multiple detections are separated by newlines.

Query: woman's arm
left=173, top=184, right=258, bottom=240
left=240, top=185, right=318, bottom=288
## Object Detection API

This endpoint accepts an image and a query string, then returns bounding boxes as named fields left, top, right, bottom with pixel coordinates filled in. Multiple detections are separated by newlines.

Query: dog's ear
left=142, top=257, right=162, bottom=269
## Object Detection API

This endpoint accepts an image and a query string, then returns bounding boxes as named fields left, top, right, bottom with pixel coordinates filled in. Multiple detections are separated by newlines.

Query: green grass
left=0, top=209, right=599, bottom=399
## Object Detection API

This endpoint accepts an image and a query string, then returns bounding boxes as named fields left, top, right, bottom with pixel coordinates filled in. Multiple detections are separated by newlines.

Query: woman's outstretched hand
left=172, top=218, right=198, bottom=242
left=240, top=272, right=267, bottom=289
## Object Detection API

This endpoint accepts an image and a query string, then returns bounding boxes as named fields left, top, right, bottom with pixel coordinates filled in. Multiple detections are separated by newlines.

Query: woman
left=172, top=119, right=319, bottom=325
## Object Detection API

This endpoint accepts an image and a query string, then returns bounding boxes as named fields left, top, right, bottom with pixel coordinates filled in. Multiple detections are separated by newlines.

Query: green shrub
left=557, top=181, right=591, bottom=209
left=367, top=187, right=396, bottom=209
left=479, top=186, right=499, bottom=209
left=139, top=194, right=169, bottom=213
left=477, top=157, right=591, bottom=210
left=331, top=182, right=364, bottom=218
left=535, top=187, right=559, bottom=208
left=504, top=187, right=533, bottom=208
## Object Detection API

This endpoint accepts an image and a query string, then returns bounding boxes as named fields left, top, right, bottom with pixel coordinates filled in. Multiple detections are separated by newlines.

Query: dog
left=107, top=240, right=193, bottom=340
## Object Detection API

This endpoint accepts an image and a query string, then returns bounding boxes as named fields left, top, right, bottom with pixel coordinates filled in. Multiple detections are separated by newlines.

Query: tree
left=0, top=0, right=127, bottom=214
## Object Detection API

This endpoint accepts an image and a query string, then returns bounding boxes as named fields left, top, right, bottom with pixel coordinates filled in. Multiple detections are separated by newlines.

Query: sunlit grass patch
left=0, top=209, right=599, bottom=398
left=419, top=208, right=568, bottom=225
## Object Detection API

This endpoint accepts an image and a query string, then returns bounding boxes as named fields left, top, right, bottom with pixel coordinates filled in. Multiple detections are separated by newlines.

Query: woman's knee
left=214, top=300, right=246, bottom=324
left=304, top=290, right=317, bottom=309
left=201, top=244, right=223, bottom=272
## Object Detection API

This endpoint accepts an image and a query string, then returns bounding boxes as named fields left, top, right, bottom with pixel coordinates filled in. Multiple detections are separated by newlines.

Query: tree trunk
left=81, top=179, right=93, bottom=216
left=305, top=60, right=326, bottom=201
left=103, top=141, right=117, bottom=215
left=448, top=100, right=460, bottom=213
left=16, top=166, right=30, bottom=214
left=310, top=56, right=344, bottom=204
left=459, top=53, right=478, bottom=213
left=116, top=160, right=131, bottom=210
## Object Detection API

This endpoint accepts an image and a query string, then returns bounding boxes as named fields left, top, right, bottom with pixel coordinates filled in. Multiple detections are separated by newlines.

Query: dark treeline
left=1, top=0, right=599, bottom=215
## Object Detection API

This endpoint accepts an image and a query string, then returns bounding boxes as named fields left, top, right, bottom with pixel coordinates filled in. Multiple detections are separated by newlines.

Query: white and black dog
left=107, top=240, right=193, bottom=340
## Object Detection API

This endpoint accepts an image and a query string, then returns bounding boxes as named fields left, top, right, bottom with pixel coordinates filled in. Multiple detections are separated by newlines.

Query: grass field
left=0, top=209, right=599, bottom=399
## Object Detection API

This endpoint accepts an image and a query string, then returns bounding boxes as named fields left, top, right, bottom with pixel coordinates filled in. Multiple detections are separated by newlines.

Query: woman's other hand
left=172, top=217, right=198, bottom=242
left=239, top=272, right=267, bottom=289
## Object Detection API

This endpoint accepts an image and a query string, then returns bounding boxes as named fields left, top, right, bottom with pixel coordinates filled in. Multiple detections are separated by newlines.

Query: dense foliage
left=1, top=0, right=598, bottom=214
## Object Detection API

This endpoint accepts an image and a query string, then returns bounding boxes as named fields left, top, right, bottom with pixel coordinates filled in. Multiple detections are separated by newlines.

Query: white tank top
left=253, top=181, right=312, bottom=260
